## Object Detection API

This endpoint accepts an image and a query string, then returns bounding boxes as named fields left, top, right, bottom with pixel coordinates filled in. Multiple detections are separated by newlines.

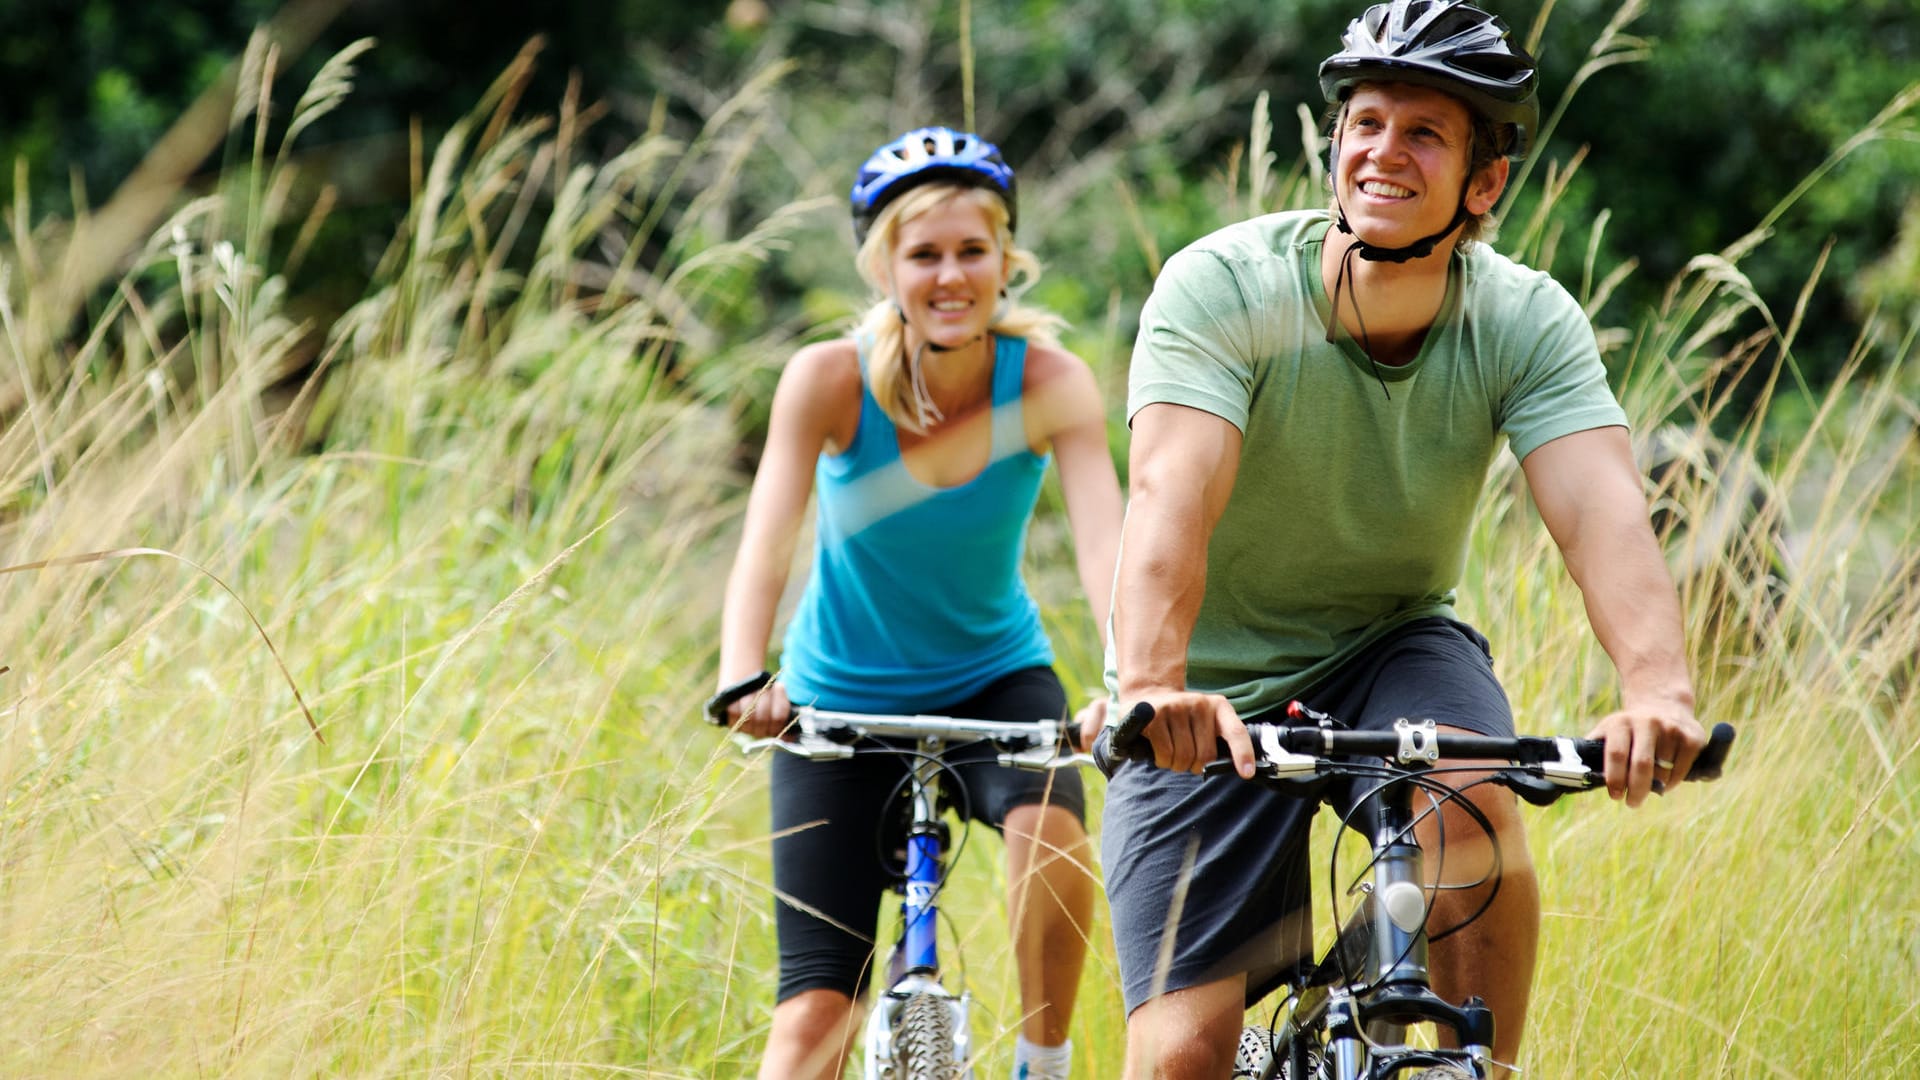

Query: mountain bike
left=1093, top=700, right=1736, bottom=1080
left=706, top=672, right=1090, bottom=1079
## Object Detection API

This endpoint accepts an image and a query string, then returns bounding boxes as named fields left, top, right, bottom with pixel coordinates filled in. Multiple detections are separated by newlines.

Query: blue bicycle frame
left=706, top=687, right=1087, bottom=1080
left=865, top=731, right=976, bottom=1079
left=901, top=774, right=943, bottom=975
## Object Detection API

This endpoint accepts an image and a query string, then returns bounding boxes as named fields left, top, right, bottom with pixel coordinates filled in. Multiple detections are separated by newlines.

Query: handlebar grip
left=704, top=670, right=773, bottom=725
left=1685, top=722, right=1737, bottom=781
left=1061, top=713, right=1087, bottom=752
left=1092, top=701, right=1158, bottom=777
left=1579, top=721, right=1738, bottom=788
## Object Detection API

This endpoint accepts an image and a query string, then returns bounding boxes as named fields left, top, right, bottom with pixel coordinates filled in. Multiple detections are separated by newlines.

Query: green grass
left=0, top=27, right=1916, bottom=1080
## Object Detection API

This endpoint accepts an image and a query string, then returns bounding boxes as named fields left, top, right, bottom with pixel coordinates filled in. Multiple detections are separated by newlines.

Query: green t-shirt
left=1116, top=210, right=1627, bottom=716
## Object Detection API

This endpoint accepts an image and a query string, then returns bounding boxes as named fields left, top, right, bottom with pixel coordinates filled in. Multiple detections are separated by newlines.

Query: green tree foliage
left=1528, top=0, right=1920, bottom=392
left=0, top=0, right=273, bottom=210
left=5, top=0, right=1916, bottom=415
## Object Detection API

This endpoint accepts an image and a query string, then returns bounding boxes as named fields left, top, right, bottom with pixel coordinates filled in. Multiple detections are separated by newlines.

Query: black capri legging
left=769, top=666, right=1088, bottom=1003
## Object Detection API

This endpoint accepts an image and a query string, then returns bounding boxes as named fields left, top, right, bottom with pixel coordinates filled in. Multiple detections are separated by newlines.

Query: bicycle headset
left=1318, top=0, right=1539, bottom=263
left=850, top=126, right=1018, bottom=245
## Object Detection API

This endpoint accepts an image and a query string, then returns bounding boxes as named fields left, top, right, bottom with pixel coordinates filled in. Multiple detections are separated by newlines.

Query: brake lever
left=1503, top=770, right=1571, bottom=807
left=998, top=747, right=1095, bottom=771
left=1537, top=736, right=1595, bottom=787
left=996, top=719, right=1094, bottom=771
left=728, top=715, right=856, bottom=761
left=1200, top=723, right=1320, bottom=780
left=1254, top=725, right=1322, bottom=779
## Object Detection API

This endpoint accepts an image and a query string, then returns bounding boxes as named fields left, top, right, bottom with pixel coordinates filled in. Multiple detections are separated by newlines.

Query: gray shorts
left=1099, top=618, right=1514, bottom=1013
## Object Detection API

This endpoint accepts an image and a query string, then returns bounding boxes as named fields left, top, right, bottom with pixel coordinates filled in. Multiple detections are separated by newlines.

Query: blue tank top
left=780, top=335, right=1054, bottom=713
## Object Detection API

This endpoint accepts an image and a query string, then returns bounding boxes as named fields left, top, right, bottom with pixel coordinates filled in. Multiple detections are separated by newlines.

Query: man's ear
left=1466, top=156, right=1511, bottom=216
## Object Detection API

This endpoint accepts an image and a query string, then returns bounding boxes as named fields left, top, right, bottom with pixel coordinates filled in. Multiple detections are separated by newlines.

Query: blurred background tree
left=2, top=0, right=1915, bottom=434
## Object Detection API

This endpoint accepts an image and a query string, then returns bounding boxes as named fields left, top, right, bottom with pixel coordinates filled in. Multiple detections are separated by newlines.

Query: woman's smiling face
left=888, top=192, right=1008, bottom=350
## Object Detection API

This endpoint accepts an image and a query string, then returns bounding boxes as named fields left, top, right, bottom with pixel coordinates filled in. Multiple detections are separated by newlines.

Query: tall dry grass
left=0, top=13, right=1915, bottom=1080
left=0, top=34, right=816, bottom=1079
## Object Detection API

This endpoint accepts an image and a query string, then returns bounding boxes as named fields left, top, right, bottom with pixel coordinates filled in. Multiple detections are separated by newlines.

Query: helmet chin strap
left=894, top=303, right=986, bottom=353
left=925, top=337, right=983, bottom=353
left=894, top=304, right=993, bottom=431
left=1331, top=189, right=1470, bottom=263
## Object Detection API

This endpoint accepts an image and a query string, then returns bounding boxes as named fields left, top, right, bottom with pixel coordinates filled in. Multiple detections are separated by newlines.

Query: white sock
left=1013, top=1034, right=1072, bottom=1080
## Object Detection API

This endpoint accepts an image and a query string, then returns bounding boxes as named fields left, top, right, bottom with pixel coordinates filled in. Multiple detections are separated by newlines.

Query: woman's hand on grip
left=713, top=674, right=793, bottom=739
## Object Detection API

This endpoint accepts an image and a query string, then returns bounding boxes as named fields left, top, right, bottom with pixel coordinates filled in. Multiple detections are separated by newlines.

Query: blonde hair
left=853, top=183, right=1065, bottom=432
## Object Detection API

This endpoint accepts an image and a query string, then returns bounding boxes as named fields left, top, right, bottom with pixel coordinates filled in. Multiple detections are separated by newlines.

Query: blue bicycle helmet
left=850, top=126, right=1017, bottom=244
left=1319, top=0, right=1539, bottom=158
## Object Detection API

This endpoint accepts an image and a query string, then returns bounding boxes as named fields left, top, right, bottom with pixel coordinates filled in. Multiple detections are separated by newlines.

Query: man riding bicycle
left=1097, top=2, right=1707, bottom=1076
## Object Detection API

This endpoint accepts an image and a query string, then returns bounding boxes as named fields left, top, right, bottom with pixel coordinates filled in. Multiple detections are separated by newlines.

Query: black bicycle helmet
left=850, top=126, right=1017, bottom=245
left=1319, top=0, right=1539, bottom=158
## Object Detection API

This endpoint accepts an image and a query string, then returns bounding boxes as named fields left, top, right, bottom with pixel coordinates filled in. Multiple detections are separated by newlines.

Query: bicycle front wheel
left=1237, top=1023, right=1331, bottom=1080
left=1234, top=1025, right=1277, bottom=1079
left=893, top=990, right=962, bottom=1079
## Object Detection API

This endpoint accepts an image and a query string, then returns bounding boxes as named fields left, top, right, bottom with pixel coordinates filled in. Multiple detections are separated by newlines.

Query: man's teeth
left=1362, top=181, right=1414, bottom=198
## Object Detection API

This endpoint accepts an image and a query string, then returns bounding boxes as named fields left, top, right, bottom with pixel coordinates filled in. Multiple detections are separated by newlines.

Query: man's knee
left=1423, top=783, right=1540, bottom=931
left=1126, top=1023, right=1239, bottom=1078
left=1124, top=981, right=1245, bottom=1078
left=1417, top=751, right=1534, bottom=884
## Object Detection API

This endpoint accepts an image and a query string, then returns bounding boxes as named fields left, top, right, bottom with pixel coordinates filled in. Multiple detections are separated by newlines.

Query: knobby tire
left=894, top=990, right=961, bottom=1079
left=1235, top=1023, right=1332, bottom=1080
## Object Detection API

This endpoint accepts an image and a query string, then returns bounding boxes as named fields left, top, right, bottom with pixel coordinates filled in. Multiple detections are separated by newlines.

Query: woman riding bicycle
left=1099, top=2, right=1707, bottom=1077
left=715, top=126, right=1123, bottom=1080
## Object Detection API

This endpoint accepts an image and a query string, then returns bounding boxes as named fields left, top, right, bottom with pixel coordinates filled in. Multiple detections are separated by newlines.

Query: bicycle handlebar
left=704, top=671, right=1089, bottom=770
left=1092, top=700, right=1736, bottom=803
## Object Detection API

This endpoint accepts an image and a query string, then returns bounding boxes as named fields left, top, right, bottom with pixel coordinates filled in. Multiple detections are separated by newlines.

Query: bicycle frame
left=1097, top=704, right=1735, bottom=1080
left=859, top=730, right=976, bottom=1079
left=1265, top=763, right=1496, bottom=1079
left=707, top=687, right=1087, bottom=1080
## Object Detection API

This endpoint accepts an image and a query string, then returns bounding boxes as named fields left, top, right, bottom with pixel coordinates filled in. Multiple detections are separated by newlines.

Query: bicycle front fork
left=861, top=736, right=975, bottom=1077
left=1343, top=780, right=1496, bottom=1072
left=860, top=977, right=974, bottom=1079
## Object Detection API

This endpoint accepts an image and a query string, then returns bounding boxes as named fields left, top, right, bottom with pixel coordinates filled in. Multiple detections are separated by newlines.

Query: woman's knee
left=1004, top=802, right=1090, bottom=851
left=1004, top=804, right=1094, bottom=899
left=762, top=989, right=862, bottom=1080
left=770, top=987, right=858, bottom=1040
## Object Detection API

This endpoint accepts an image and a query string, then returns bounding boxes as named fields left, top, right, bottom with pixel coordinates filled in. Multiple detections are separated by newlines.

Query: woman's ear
left=1466, top=156, right=1511, bottom=216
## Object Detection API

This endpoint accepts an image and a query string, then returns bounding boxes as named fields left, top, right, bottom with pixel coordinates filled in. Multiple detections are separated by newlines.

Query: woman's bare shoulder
left=778, top=338, right=863, bottom=402
left=1016, top=339, right=1107, bottom=446
left=786, top=338, right=860, bottom=379
left=1020, top=339, right=1088, bottom=375
left=773, top=339, right=865, bottom=451
left=1020, top=339, right=1101, bottom=398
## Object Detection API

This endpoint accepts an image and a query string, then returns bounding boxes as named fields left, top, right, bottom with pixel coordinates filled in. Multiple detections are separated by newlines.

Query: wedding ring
left=1654, top=757, right=1675, bottom=770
